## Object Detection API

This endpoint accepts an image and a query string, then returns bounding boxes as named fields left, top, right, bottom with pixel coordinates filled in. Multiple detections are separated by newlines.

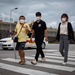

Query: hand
left=23, top=26, right=28, bottom=30
left=25, top=26, right=28, bottom=31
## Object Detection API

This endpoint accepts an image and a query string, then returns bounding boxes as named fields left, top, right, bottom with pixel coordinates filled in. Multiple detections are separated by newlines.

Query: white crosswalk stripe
left=45, top=53, right=75, bottom=58
left=0, top=49, right=75, bottom=75
left=32, top=55, right=75, bottom=61
left=2, top=58, right=75, bottom=72
left=54, top=52, right=75, bottom=56
left=0, top=62, right=53, bottom=75
left=25, top=56, right=75, bottom=65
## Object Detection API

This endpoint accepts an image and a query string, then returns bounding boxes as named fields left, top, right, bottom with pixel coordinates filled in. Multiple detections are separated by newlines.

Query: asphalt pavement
left=0, top=44, right=75, bottom=75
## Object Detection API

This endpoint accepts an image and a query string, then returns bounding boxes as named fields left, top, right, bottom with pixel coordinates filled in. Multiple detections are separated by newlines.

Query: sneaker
left=31, top=59, right=37, bottom=65
left=62, top=62, right=67, bottom=65
left=40, top=58, right=46, bottom=62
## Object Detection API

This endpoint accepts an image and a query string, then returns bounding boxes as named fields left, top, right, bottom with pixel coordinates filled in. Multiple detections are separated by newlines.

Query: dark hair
left=36, top=12, right=41, bottom=16
left=61, top=13, right=69, bottom=21
left=19, top=15, right=25, bottom=20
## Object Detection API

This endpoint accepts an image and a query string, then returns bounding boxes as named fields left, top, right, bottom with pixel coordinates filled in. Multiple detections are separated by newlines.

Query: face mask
left=36, top=17, right=41, bottom=20
left=62, top=18, right=66, bottom=22
left=19, top=19, right=25, bottom=23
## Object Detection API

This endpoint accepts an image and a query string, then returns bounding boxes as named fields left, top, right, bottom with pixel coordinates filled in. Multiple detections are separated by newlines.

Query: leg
left=35, top=41, right=40, bottom=61
left=31, top=41, right=39, bottom=64
left=35, top=39, right=45, bottom=61
left=59, top=35, right=64, bottom=57
left=36, top=39, right=45, bottom=62
left=19, top=50, right=22, bottom=61
left=18, top=42, right=25, bottom=64
left=39, top=40, right=45, bottom=58
left=40, top=49, right=45, bottom=58
left=18, top=50, right=25, bottom=64
left=31, top=38, right=39, bottom=64
left=31, top=39, right=41, bottom=64
left=64, top=36, right=70, bottom=62
left=40, top=43, right=45, bottom=62
left=35, top=49, right=40, bottom=61
left=16, top=43, right=22, bottom=63
left=21, top=50, right=25, bottom=62
left=35, top=42, right=45, bottom=60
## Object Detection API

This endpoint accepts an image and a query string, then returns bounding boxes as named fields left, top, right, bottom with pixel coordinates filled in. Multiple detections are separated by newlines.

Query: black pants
left=35, top=38, right=45, bottom=61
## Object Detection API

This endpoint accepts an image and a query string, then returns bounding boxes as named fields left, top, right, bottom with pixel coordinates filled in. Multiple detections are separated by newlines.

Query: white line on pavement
left=0, top=62, right=56, bottom=75
left=2, top=58, right=75, bottom=72
left=45, top=53, right=75, bottom=58
left=32, top=54, right=75, bottom=61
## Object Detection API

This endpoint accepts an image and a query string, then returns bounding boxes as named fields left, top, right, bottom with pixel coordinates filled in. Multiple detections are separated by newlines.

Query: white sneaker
left=31, top=59, right=37, bottom=64
left=62, top=62, right=67, bottom=65
left=40, top=58, right=46, bottom=62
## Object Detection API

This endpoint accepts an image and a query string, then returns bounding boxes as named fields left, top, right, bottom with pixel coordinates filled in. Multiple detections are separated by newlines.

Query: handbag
left=14, top=25, right=23, bottom=42
left=14, top=36, right=18, bottom=42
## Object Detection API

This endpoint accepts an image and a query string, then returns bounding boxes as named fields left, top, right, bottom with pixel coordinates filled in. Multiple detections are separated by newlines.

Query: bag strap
left=17, top=25, right=23, bottom=36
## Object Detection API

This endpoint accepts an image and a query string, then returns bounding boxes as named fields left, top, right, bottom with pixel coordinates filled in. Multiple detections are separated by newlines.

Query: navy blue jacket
left=56, top=22, right=74, bottom=41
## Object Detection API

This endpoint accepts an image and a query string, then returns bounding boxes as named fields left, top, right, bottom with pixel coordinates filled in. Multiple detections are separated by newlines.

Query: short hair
left=36, top=12, right=41, bottom=16
left=61, top=13, right=69, bottom=21
left=19, top=15, right=25, bottom=20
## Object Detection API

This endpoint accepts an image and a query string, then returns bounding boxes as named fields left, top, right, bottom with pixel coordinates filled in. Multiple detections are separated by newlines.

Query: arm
left=30, top=29, right=34, bottom=41
left=30, top=22, right=35, bottom=40
left=70, top=23, right=74, bottom=41
left=25, top=24, right=31, bottom=33
left=44, top=29, right=48, bottom=41
left=12, top=31, right=17, bottom=39
left=12, top=25, right=17, bottom=39
left=43, top=22, right=48, bottom=41
left=56, top=23, right=60, bottom=41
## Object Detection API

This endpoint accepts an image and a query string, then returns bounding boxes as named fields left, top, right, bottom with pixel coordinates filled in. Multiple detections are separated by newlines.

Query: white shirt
left=60, top=22, right=68, bottom=35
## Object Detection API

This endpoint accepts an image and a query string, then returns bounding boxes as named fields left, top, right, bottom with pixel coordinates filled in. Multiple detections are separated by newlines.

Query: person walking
left=12, top=15, right=31, bottom=65
left=30, top=12, right=48, bottom=64
left=56, top=13, right=75, bottom=65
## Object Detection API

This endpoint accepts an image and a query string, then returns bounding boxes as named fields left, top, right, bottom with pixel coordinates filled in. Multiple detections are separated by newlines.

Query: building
left=0, top=22, right=16, bottom=38
left=0, top=21, right=75, bottom=43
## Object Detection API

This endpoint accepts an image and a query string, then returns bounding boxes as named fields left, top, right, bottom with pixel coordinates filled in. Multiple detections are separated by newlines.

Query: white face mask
left=62, top=18, right=66, bottom=22
left=36, top=17, right=41, bottom=20
left=19, top=19, right=25, bottom=23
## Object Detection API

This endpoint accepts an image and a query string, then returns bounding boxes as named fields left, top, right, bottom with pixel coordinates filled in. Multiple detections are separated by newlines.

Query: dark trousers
left=59, top=34, right=70, bottom=62
left=35, top=38, right=45, bottom=61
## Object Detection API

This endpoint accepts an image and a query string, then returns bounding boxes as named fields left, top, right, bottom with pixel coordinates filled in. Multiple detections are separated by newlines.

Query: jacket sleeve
left=69, top=23, right=75, bottom=40
left=56, top=23, right=61, bottom=41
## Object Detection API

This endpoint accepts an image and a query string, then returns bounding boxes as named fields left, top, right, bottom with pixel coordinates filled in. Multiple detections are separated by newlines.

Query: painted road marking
left=0, top=62, right=56, bottom=75
left=2, top=58, right=75, bottom=72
